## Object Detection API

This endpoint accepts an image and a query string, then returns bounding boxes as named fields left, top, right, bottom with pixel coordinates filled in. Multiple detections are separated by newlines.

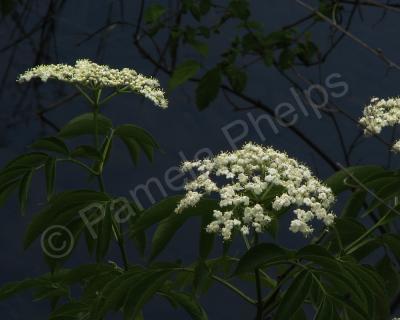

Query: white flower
left=175, top=142, right=335, bottom=239
left=393, top=141, right=400, bottom=153
left=359, top=96, right=400, bottom=151
left=17, top=59, right=168, bottom=108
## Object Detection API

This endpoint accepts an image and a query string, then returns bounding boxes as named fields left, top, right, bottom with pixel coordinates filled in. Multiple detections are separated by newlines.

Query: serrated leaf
left=58, top=113, right=113, bottom=139
left=228, top=0, right=250, bottom=19
left=18, top=169, right=33, bottom=213
left=124, top=270, right=173, bottom=319
left=5, top=152, right=49, bottom=169
left=324, top=165, right=385, bottom=194
left=363, top=180, right=400, bottom=216
left=119, top=137, right=140, bottom=166
left=114, top=125, right=158, bottom=147
left=193, top=260, right=210, bottom=296
left=96, top=203, right=113, bottom=261
left=296, top=245, right=339, bottom=270
left=341, top=190, right=366, bottom=218
left=144, top=3, right=165, bottom=24
left=24, top=190, right=110, bottom=249
left=161, top=290, right=208, bottom=320
left=234, top=243, right=292, bottom=275
left=314, top=298, right=335, bottom=320
left=31, top=137, right=69, bottom=155
left=168, top=60, right=200, bottom=90
left=274, top=269, right=312, bottom=320
left=190, top=40, right=209, bottom=56
left=45, top=158, right=56, bottom=200
left=0, top=179, right=19, bottom=206
left=382, top=233, right=400, bottom=259
left=49, top=301, right=88, bottom=319
left=115, top=124, right=159, bottom=162
left=70, top=145, right=102, bottom=160
left=376, top=255, right=399, bottom=298
left=149, top=199, right=218, bottom=261
left=195, top=67, right=221, bottom=110
left=199, top=212, right=214, bottom=260
left=224, top=65, right=247, bottom=92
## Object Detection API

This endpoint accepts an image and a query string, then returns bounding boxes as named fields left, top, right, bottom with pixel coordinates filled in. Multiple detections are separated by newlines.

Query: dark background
left=0, top=0, right=400, bottom=318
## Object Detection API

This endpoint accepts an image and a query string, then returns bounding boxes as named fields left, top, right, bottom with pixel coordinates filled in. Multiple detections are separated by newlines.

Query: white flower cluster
left=359, top=96, right=400, bottom=152
left=175, top=142, right=335, bottom=240
left=17, top=59, right=168, bottom=108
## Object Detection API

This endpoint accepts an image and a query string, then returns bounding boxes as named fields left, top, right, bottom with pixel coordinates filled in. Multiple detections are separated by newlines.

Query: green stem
left=176, top=267, right=256, bottom=305
left=75, top=85, right=95, bottom=104
left=90, top=89, right=129, bottom=271
left=253, top=233, right=263, bottom=320
left=99, top=86, right=129, bottom=106
left=57, top=158, right=99, bottom=175
left=344, top=210, right=392, bottom=254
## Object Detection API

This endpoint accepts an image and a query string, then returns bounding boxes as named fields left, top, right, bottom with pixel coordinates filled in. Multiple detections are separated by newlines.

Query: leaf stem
left=253, top=233, right=263, bottom=320
left=177, top=267, right=256, bottom=305
left=90, top=89, right=129, bottom=271
left=75, top=85, right=95, bottom=104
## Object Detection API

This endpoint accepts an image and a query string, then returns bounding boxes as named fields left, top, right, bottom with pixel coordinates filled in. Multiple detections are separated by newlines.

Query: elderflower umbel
left=17, top=59, right=168, bottom=108
left=175, top=142, right=335, bottom=240
left=359, top=96, right=400, bottom=152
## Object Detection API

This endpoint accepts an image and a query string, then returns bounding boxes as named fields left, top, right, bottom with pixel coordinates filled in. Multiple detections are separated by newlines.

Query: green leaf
left=228, top=0, right=250, bottom=19
left=0, top=278, right=47, bottom=300
left=330, top=218, right=366, bottom=252
left=124, top=270, right=173, bottom=319
left=193, top=260, right=211, bottom=296
left=296, top=245, right=339, bottom=270
left=324, top=165, right=385, bottom=194
left=5, top=152, right=49, bottom=169
left=91, top=270, right=144, bottom=318
left=162, top=290, right=208, bottom=320
left=190, top=40, right=209, bottom=56
left=278, top=49, right=295, bottom=69
left=314, top=298, right=335, bottom=320
left=58, top=113, right=113, bottom=139
left=168, top=60, right=201, bottom=90
left=234, top=243, right=291, bottom=275
left=49, top=301, right=88, bottom=319
left=31, top=137, right=69, bottom=155
left=382, top=233, right=400, bottom=259
left=93, top=132, right=114, bottom=173
left=274, top=270, right=312, bottom=320
left=70, top=145, right=102, bottom=160
left=312, top=268, right=368, bottom=317
left=18, top=169, right=33, bottom=213
left=45, top=158, right=56, bottom=200
left=224, top=65, right=247, bottom=93
left=189, top=0, right=211, bottom=20
left=376, top=255, right=399, bottom=298
left=292, top=308, right=307, bottom=320
left=199, top=212, right=215, bottom=260
left=119, top=137, right=140, bottom=166
left=0, top=179, right=19, bottom=206
left=149, top=199, right=218, bottom=260
left=345, top=263, right=390, bottom=319
left=88, top=268, right=170, bottom=319
left=363, top=180, right=400, bottom=216
left=0, top=0, right=16, bottom=16
left=131, top=196, right=184, bottom=235
left=115, top=124, right=159, bottom=163
left=96, top=203, right=113, bottom=261
left=144, top=3, right=166, bottom=24
left=341, top=190, right=366, bottom=218
left=24, top=190, right=110, bottom=249
left=196, top=67, right=221, bottom=110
